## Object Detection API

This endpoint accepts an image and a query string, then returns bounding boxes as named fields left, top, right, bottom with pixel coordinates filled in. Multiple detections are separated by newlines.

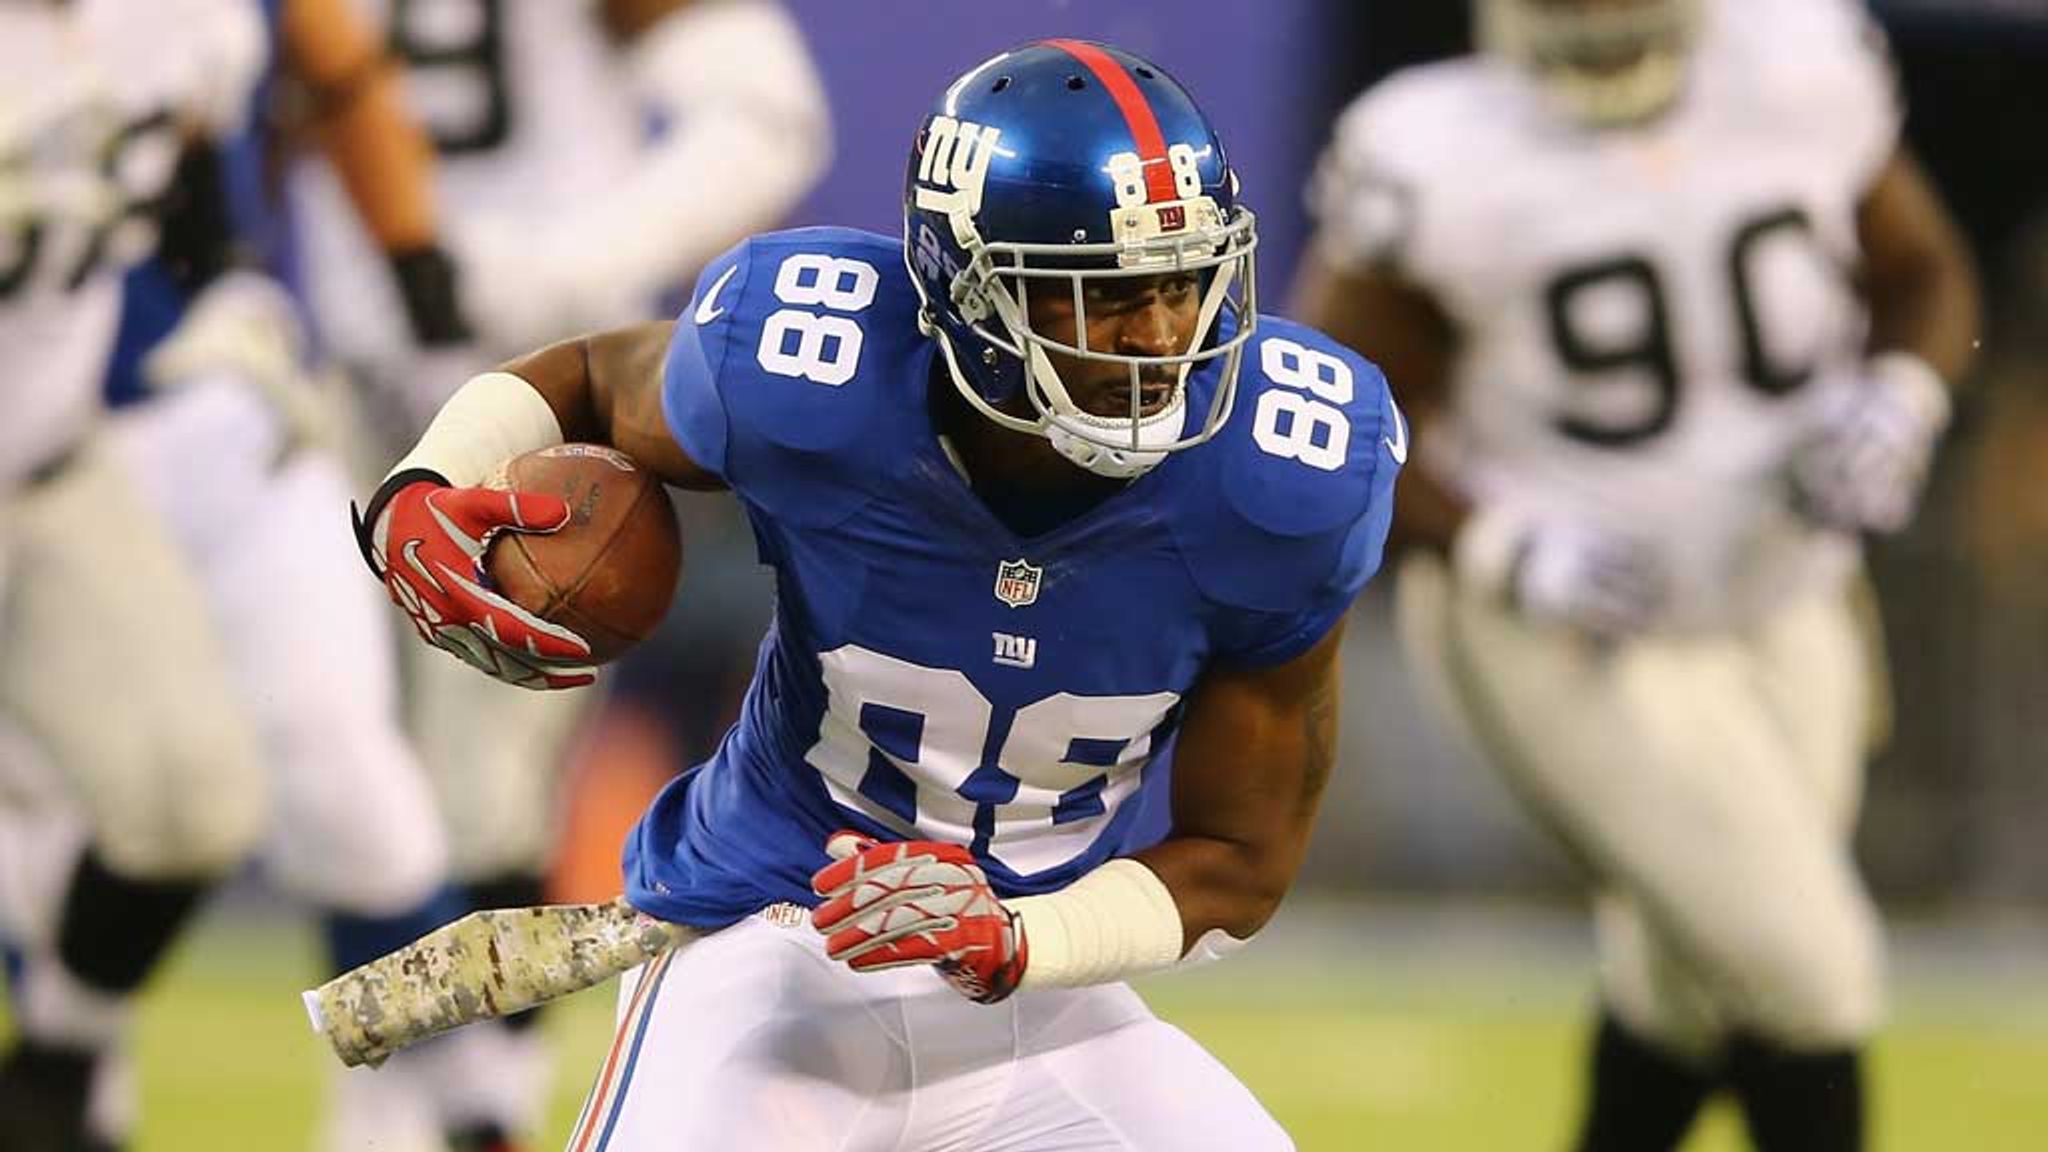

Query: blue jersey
left=625, top=227, right=1402, bottom=926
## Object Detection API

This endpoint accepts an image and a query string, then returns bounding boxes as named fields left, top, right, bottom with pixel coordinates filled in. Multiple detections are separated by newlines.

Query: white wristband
left=1868, top=350, right=1953, bottom=434
left=1008, top=859, right=1190, bottom=990
left=389, top=371, right=564, bottom=488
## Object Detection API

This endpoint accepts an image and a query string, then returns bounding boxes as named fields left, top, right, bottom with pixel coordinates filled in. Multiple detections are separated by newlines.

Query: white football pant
left=103, top=377, right=447, bottom=916
left=0, top=434, right=265, bottom=881
left=1396, top=554, right=1883, bottom=1058
left=570, top=909, right=1293, bottom=1151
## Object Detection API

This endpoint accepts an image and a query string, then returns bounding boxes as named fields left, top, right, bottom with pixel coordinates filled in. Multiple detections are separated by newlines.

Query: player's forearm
left=312, top=79, right=439, bottom=254
left=1136, top=654, right=1339, bottom=944
left=1134, top=835, right=1300, bottom=944
left=1860, top=153, right=1981, bottom=386
left=378, top=323, right=714, bottom=497
left=286, top=0, right=437, bottom=253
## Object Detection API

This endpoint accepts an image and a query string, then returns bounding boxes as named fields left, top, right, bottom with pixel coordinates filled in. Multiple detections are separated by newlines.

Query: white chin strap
left=1044, top=394, right=1189, bottom=479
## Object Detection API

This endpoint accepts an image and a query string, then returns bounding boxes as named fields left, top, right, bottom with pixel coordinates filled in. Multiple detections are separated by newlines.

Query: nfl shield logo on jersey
left=994, top=558, right=1042, bottom=608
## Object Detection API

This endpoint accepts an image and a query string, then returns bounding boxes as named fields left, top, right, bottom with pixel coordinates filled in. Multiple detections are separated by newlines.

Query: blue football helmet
left=904, top=40, right=1258, bottom=479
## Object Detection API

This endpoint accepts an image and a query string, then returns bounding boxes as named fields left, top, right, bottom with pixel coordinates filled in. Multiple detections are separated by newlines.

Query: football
left=484, top=444, right=682, bottom=665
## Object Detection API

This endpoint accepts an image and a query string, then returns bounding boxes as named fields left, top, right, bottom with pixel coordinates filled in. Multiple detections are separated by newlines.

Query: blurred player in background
left=0, top=3, right=271, bottom=1150
left=65, top=2, right=540, bottom=1150
left=1, top=1, right=520, bottom=1150
left=1295, top=1, right=1978, bottom=1150
left=289, top=0, right=828, bottom=1146
left=350, top=38, right=1399, bottom=1150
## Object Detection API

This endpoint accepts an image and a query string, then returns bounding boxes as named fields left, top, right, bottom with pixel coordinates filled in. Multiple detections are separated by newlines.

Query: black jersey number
left=0, top=109, right=179, bottom=303
left=1544, top=205, right=1827, bottom=447
left=390, top=0, right=511, bottom=156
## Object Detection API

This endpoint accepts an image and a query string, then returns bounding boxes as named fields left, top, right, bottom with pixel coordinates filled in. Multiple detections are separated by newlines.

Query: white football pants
left=0, top=433, right=264, bottom=881
left=1396, top=554, right=1883, bottom=1057
left=103, top=377, right=447, bottom=915
left=569, top=909, right=1293, bottom=1151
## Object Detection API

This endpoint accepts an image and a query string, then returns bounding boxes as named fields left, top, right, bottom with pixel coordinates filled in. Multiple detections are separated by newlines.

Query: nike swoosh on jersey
left=1383, top=396, right=1409, bottom=465
left=694, top=265, right=738, bottom=325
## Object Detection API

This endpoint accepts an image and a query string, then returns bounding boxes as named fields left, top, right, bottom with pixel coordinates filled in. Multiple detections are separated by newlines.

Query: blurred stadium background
left=8, top=1, right=2048, bottom=1149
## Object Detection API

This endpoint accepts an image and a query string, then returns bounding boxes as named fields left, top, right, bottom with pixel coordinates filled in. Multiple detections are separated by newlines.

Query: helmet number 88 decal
left=756, top=254, right=880, bottom=386
left=1107, top=146, right=1205, bottom=208
left=1252, top=338, right=1353, bottom=471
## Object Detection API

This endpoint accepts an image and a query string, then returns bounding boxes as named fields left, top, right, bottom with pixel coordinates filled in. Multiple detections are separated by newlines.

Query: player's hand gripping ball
left=483, top=444, right=682, bottom=663
left=810, top=832, right=1028, bottom=1004
left=359, top=444, right=680, bottom=690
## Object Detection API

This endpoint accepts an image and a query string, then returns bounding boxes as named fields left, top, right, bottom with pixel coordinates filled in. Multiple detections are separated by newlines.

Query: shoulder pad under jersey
left=662, top=227, right=931, bottom=526
left=1167, top=316, right=1403, bottom=612
left=1309, top=57, right=1523, bottom=280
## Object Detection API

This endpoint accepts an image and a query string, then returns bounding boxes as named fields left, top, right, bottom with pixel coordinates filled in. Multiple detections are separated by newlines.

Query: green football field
left=8, top=899, right=2045, bottom=1151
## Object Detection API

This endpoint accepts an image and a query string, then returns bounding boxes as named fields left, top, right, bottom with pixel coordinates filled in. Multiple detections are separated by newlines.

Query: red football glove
left=353, top=472, right=596, bottom=690
left=809, top=831, right=1027, bottom=1004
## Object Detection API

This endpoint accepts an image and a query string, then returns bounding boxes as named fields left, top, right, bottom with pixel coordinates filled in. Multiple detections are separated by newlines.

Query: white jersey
left=294, top=0, right=663, bottom=365
left=0, top=0, right=264, bottom=491
left=1312, top=0, right=1899, bottom=628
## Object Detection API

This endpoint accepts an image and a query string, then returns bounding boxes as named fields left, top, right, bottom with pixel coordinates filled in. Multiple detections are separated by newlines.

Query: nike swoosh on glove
left=353, top=472, right=596, bottom=690
left=810, top=831, right=1027, bottom=1004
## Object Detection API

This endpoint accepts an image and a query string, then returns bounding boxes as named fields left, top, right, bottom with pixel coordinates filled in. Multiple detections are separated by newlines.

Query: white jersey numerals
left=806, top=645, right=1179, bottom=876
left=755, top=253, right=879, bottom=387
left=1251, top=337, right=1354, bottom=471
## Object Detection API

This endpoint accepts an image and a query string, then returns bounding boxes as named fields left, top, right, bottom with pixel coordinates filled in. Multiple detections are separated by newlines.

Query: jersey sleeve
left=1183, top=321, right=1405, bottom=668
left=661, top=245, right=747, bottom=481
left=1305, top=86, right=1418, bottom=277
left=1807, top=0, right=1904, bottom=191
left=660, top=228, right=926, bottom=528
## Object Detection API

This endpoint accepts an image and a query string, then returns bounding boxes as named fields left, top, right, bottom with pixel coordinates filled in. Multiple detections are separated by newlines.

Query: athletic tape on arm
left=388, top=371, right=563, bottom=487
left=1008, top=858, right=1243, bottom=989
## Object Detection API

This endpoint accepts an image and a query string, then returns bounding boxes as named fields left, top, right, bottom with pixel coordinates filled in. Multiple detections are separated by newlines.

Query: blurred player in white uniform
left=1295, top=2, right=1978, bottom=1150
left=291, top=1, right=828, bottom=1147
left=0, top=3, right=270, bottom=1150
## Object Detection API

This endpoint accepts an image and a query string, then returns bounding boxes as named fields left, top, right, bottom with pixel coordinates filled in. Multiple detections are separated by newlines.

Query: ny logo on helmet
left=915, top=116, right=1002, bottom=217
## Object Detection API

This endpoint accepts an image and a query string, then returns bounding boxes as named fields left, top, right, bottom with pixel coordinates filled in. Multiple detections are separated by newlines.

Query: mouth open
left=1076, top=374, right=1181, bottom=420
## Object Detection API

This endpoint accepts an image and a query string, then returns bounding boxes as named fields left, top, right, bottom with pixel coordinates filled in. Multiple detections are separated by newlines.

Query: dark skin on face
left=931, top=268, right=1203, bottom=502
left=494, top=264, right=1341, bottom=952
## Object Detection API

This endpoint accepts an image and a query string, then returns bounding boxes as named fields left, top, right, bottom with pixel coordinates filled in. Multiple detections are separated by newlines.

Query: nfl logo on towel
left=994, top=559, right=1042, bottom=608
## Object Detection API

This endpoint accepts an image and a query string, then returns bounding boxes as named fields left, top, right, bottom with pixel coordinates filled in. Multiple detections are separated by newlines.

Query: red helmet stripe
left=1043, top=39, right=1179, bottom=204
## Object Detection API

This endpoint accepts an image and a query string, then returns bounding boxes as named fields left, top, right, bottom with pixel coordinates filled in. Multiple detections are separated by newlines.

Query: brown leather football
left=484, top=444, right=681, bottom=665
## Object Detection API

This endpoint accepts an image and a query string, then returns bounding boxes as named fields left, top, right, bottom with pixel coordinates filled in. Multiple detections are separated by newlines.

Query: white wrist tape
left=388, top=371, right=563, bottom=487
left=1009, top=859, right=1189, bottom=990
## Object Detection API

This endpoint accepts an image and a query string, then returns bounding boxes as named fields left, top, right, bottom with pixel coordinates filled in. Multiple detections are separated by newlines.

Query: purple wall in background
left=780, top=0, right=1336, bottom=296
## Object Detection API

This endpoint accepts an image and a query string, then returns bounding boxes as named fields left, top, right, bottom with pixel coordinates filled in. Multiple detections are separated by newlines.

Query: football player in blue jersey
left=352, top=40, right=1402, bottom=1148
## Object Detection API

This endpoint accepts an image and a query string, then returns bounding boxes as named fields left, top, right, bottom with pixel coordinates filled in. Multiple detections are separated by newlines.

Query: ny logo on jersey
left=993, top=558, right=1042, bottom=608
left=992, top=632, right=1038, bottom=669
left=914, top=115, right=1002, bottom=216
